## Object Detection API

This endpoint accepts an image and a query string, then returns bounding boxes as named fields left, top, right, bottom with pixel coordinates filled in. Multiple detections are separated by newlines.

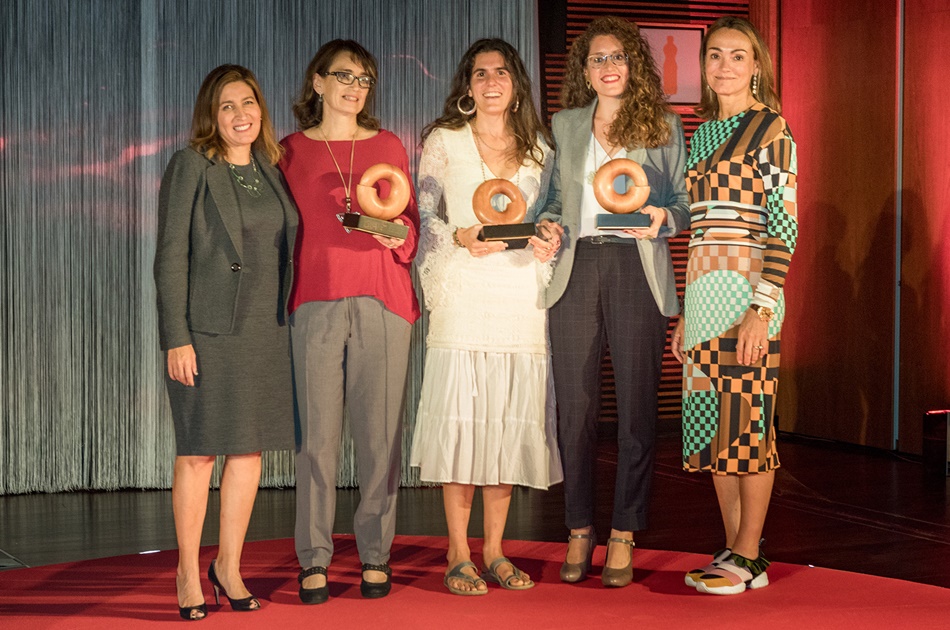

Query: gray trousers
left=292, top=297, right=411, bottom=568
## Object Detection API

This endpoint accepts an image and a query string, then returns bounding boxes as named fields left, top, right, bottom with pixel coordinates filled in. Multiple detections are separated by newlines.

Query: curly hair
left=421, top=38, right=552, bottom=168
left=561, top=16, right=671, bottom=150
left=189, top=64, right=283, bottom=165
left=695, top=17, right=781, bottom=120
left=292, top=39, right=381, bottom=132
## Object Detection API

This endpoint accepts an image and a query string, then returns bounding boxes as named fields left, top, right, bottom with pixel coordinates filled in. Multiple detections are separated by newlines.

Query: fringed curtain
left=0, top=0, right=539, bottom=493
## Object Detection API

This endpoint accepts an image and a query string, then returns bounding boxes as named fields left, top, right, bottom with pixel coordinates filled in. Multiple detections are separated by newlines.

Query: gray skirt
left=166, top=313, right=294, bottom=456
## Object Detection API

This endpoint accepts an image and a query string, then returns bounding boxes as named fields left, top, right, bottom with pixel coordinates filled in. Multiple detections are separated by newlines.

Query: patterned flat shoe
left=684, top=548, right=731, bottom=588
left=694, top=552, right=770, bottom=595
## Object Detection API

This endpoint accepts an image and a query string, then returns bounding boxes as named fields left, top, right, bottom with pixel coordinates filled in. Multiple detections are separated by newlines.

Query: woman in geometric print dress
left=671, top=16, right=797, bottom=596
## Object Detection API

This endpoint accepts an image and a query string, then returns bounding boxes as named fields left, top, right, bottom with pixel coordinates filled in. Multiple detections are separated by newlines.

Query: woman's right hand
left=167, top=344, right=198, bottom=386
left=671, top=318, right=686, bottom=364
left=455, top=224, right=507, bottom=257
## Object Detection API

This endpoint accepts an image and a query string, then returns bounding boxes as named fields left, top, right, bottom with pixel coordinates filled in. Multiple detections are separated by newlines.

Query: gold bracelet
left=452, top=228, right=463, bottom=248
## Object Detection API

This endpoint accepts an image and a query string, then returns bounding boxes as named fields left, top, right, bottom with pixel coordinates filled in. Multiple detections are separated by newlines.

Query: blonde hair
left=696, top=16, right=781, bottom=120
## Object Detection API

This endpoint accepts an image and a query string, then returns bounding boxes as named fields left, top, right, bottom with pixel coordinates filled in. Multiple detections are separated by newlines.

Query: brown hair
left=189, top=64, right=283, bottom=165
left=421, top=38, right=552, bottom=168
left=696, top=16, right=781, bottom=120
left=292, top=39, right=381, bottom=131
left=561, top=16, right=671, bottom=150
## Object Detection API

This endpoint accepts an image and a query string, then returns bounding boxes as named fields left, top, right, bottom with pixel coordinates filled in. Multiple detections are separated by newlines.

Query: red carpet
left=1, top=535, right=947, bottom=629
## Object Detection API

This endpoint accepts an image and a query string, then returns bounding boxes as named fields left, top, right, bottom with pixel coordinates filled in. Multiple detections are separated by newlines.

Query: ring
left=754, top=345, right=764, bottom=350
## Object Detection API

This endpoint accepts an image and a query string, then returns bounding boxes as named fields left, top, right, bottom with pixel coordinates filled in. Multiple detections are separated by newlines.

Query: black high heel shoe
left=177, top=574, right=208, bottom=621
left=360, top=563, right=392, bottom=599
left=207, top=560, right=260, bottom=611
left=178, top=603, right=207, bottom=621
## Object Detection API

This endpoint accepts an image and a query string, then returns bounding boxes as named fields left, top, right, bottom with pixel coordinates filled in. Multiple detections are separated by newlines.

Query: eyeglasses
left=586, top=52, right=628, bottom=69
left=323, top=71, right=376, bottom=89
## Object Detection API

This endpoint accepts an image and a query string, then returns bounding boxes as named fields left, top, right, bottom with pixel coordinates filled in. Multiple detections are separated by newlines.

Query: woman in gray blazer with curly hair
left=538, top=16, right=689, bottom=589
left=154, top=64, right=297, bottom=620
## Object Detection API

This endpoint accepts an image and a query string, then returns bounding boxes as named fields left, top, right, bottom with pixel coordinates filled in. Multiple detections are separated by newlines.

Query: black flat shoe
left=207, top=560, right=260, bottom=611
left=360, top=563, right=392, bottom=599
left=178, top=603, right=207, bottom=621
left=298, top=566, right=329, bottom=604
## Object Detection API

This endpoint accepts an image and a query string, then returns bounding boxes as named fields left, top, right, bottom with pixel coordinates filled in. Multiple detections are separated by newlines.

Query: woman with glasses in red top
left=280, top=39, right=420, bottom=604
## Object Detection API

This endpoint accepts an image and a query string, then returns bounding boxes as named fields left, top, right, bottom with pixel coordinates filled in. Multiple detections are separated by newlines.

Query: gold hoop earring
left=511, top=99, right=519, bottom=113
left=585, top=78, right=592, bottom=91
left=456, top=95, right=476, bottom=116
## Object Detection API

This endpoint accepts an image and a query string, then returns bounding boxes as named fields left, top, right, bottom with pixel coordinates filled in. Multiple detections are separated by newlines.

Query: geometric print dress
left=682, top=102, right=798, bottom=474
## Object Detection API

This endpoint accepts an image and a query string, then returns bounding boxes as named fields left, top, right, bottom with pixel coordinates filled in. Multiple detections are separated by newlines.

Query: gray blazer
left=538, top=101, right=689, bottom=315
left=154, top=147, right=299, bottom=350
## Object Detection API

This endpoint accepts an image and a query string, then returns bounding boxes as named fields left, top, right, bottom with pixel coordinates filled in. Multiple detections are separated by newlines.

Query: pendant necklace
left=472, top=124, right=520, bottom=188
left=320, top=127, right=357, bottom=215
left=227, top=155, right=263, bottom=197
left=586, top=132, right=617, bottom=185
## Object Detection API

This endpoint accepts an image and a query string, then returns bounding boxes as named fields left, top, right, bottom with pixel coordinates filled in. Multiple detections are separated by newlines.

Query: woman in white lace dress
left=409, top=38, right=563, bottom=595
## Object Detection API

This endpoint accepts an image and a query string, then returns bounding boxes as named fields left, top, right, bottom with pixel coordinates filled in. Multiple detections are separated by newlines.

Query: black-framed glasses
left=586, top=52, right=628, bottom=69
left=322, top=71, right=376, bottom=89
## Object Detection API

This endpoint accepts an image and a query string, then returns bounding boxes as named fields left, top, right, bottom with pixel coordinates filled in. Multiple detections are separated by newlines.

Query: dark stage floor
left=2, top=434, right=949, bottom=588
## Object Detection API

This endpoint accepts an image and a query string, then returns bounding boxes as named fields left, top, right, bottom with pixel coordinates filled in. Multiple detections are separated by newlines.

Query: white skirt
left=410, top=347, right=563, bottom=490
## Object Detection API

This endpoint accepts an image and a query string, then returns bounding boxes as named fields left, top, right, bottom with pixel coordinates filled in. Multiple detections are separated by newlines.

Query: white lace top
left=415, top=125, right=554, bottom=353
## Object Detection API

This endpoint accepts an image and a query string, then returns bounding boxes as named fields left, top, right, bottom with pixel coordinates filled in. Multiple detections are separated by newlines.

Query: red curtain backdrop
left=778, top=0, right=900, bottom=449
left=899, top=0, right=950, bottom=454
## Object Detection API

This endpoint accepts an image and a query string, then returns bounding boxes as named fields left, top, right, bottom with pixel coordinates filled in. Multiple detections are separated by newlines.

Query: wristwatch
left=749, top=304, right=775, bottom=322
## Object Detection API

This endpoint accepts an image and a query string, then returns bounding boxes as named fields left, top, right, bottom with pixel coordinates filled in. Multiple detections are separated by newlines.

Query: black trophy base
left=477, top=223, right=537, bottom=250
left=341, top=213, right=409, bottom=239
left=595, top=213, right=651, bottom=230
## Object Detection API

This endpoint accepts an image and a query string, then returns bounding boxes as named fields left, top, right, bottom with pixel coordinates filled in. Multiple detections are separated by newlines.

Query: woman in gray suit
left=154, top=65, right=297, bottom=620
left=538, top=16, right=689, bottom=588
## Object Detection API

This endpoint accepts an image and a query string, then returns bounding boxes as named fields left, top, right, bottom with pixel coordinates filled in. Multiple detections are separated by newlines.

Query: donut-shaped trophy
left=341, top=163, right=411, bottom=239
left=472, top=178, right=536, bottom=248
left=592, top=158, right=652, bottom=230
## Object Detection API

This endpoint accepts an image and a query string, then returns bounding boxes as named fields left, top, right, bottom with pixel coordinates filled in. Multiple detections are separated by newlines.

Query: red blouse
left=280, top=130, right=420, bottom=324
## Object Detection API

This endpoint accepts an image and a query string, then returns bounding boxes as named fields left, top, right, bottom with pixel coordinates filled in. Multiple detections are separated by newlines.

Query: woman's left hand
left=623, top=205, right=667, bottom=240
left=736, top=310, right=770, bottom=366
left=372, top=218, right=407, bottom=250
left=530, top=220, right=563, bottom=262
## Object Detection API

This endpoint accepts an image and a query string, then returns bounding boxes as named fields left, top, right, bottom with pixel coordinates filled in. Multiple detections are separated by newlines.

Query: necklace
left=320, top=127, right=357, bottom=213
left=471, top=124, right=520, bottom=187
left=227, top=156, right=263, bottom=197
left=586, top=133, right=618, bottom=185
left=471, top=124, right=511, bottom=152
